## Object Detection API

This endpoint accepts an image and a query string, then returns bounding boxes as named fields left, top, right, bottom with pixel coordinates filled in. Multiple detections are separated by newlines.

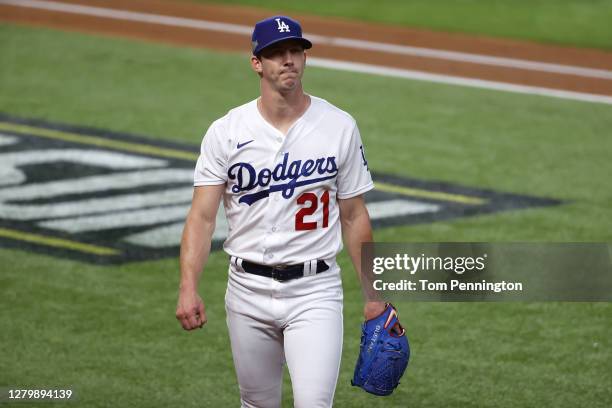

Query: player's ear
left=250, top=55, right=263, bottom=75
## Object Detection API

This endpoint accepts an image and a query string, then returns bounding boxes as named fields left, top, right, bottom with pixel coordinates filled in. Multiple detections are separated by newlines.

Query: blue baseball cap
left=251, top=16, right=312, bottom=56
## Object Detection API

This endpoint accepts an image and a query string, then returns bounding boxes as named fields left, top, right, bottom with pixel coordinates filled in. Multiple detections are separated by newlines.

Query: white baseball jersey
left=194, top=95, right=373, bottom=265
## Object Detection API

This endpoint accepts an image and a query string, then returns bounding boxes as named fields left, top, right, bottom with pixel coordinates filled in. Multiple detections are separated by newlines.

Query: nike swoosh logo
left=237, top=140, right=254, bottom=149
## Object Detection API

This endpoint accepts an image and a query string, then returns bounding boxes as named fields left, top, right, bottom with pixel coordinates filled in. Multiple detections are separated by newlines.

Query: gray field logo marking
left=0, top=114, right=561, bottom=264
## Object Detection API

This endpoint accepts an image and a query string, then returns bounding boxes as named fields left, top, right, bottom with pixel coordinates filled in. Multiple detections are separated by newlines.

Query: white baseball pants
left=224, top=260, right=343, bottom=408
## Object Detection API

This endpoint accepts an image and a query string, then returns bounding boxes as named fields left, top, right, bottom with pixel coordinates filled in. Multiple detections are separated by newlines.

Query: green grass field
left=197, top=0, right=612, bottom=49
left=1, top=21, right=612, bottom=408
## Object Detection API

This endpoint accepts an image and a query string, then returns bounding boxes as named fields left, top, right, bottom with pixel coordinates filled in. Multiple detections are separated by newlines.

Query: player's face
left=254, top=40, right=306, bottom=92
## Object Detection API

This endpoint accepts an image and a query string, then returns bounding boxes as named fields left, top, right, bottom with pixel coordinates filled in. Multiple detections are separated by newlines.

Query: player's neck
left=258, top=87, right=310, bottom=135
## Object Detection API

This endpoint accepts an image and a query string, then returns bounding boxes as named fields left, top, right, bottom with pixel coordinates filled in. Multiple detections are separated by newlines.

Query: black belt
left=239, top=259, right=329, bottom=282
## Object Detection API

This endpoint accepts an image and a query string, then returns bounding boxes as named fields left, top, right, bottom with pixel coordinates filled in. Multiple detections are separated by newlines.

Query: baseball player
left=176, top=15, right=386, bottom=407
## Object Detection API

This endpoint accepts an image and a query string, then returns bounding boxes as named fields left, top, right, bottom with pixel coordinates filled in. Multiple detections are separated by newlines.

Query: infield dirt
left=1, top=0, right=612, bottom=96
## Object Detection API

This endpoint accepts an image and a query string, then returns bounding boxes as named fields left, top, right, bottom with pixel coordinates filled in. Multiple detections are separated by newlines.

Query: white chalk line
left=308, top=58, right=612, bottom=105
left=2, top=0, right=612, bottom=105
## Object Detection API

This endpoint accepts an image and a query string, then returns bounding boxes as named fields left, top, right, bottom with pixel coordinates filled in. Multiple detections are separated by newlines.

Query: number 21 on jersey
left=295, top=191, right=329, bottom=231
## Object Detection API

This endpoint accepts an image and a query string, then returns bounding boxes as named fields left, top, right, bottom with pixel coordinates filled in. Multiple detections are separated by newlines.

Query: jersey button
left=271, top=227, right=277, bottom=232
left=277, top=137, right=282, bottom=142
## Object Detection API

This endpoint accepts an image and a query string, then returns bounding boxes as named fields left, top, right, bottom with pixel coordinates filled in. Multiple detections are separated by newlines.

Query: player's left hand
left=363, top=301, right=386, bottom=320
left=352, top=303, right=410, bottom=395
left=364, top=301, right=403, bottom=335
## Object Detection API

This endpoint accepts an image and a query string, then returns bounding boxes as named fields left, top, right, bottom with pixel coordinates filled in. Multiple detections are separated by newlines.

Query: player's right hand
left=176, top=290, right=207, bottom=330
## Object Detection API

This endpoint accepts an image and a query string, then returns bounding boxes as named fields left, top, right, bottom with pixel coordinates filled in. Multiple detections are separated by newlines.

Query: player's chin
left=279, top=71, right=299, bottom=81
left=278, top=78, right=299, bottom=91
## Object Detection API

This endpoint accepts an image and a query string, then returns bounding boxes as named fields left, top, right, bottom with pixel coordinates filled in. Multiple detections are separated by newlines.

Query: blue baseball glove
left=351, top=303, right=410, bottom=396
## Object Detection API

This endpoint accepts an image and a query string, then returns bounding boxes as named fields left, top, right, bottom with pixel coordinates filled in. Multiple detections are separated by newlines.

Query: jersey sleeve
left=194, top=121, right=228, bottom=186
left=337, top=123, right=374, bottom=199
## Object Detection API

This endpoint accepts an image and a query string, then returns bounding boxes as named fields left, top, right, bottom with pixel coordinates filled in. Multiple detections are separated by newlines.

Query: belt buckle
left=272, top=264, right=287, bottom=281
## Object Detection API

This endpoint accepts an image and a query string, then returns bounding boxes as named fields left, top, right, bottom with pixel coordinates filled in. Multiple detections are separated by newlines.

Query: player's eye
left=268, top=49, right=283, bottom=58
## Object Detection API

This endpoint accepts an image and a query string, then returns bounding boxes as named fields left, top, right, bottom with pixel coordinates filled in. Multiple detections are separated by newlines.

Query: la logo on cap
left=275, top=18, right=290, bottom=33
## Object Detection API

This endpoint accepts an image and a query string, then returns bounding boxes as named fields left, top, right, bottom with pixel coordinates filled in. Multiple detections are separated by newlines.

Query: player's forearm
left=341, top=210, right=373, bottom=279
left=179, top=211, right=215, bottom=292
left=341, top=206, right=383, bottom=307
